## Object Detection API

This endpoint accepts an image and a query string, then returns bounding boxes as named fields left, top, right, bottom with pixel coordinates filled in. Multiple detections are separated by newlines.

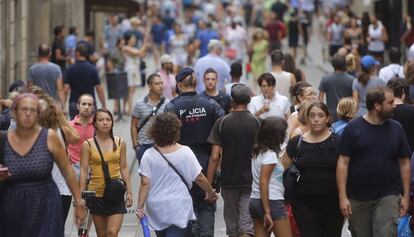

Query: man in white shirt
left=379, top=47, right=404, bottom=84
left=270, top=50, right=295, bottom=99
left=248, top=73, right=290, bottom=119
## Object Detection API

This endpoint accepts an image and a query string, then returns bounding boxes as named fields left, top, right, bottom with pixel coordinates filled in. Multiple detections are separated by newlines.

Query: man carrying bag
left=131, top=73, right=169, bottom=163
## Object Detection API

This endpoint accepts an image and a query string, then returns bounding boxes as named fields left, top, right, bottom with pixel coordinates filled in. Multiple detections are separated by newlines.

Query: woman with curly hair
left=37, top=93, right=80, bottom=225
left=136, top=112, right=218, bottom=236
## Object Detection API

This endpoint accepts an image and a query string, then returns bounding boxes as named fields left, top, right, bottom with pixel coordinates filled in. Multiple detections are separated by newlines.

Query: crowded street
left=1, top=0, right=414, bottom=237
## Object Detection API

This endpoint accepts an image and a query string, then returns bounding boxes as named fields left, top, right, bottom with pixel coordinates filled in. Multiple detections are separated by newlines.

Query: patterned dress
left=0, top=128, right=64, bottom=237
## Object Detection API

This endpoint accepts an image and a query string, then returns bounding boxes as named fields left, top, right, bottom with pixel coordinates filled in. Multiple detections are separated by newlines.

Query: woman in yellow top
left=80, top=108, right=132, bottom=237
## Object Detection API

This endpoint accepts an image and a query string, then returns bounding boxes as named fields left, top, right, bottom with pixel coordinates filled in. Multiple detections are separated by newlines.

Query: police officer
left=164, top=67, right=224, bottom=237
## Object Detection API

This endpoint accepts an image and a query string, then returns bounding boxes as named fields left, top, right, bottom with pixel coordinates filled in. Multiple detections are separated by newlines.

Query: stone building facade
left=0, top=0, right=140, bottom=97
left=0, top=0, right=85, bottom=96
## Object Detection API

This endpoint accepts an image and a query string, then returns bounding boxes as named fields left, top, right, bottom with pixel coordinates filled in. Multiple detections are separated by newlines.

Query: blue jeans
left=156, top=225, right=186, bottom=237
left=135, top=143, right=154, bottom=163
left=188, top=199, right=216, bottom=237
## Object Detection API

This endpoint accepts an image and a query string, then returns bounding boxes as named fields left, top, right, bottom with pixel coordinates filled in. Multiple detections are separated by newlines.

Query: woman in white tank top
left=367, top=16, right=388, bottom=63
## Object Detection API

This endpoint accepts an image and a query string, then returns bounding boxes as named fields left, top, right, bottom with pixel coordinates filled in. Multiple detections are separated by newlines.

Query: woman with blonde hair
left=287, top=82, right=317, bottom=138
left=345, top=53, right=357, bottom=77
left=332, top=97, right=357, bottom=135
left=37, top=93, right=80, bottom=225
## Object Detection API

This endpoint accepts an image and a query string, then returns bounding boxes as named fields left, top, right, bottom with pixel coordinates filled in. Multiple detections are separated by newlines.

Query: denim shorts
left=249, top=198, right=288, bottom=220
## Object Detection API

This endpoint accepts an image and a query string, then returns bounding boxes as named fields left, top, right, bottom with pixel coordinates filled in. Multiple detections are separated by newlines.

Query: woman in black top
left=288, top=12, right=300, bottom=60
left=283, top=101, right=343, bottom=237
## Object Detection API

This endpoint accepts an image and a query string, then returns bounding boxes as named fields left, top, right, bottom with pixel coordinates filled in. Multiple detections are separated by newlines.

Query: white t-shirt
left=408, top=44, right=414, bottom=61
left=271, top=71, right=294, bottom=98
left=52, top=129, right=71, bottom=196
left=379, top=64, right=405, bottom=84
left=139, top=146, right=202, bottom=231
left=251, top=150, right=285, bottom=200
left=225, top=82, right=245, bottom=96
left=248, top=93, right=290, bottom=119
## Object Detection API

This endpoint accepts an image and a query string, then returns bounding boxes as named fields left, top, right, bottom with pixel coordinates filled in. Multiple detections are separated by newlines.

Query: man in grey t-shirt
left=27, top=43, right=63, bottom=105
left=131, top=73, right=169, bottom=163
left=318, top=54, right=354, bottom=121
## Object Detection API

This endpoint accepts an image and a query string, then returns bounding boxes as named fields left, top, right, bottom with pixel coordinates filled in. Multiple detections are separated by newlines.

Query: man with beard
left=337, top=87, right=411, bottom=237
left=67, top=94, right=96, bottom=176
left=158, top=55, right=177, bottom=99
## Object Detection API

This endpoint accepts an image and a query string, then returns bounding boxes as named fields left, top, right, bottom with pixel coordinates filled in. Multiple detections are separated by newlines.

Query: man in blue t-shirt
left=164, top=67, right=224, bottom=237
left=337, top=87, right=411, bottom=237
left=63, top=44, right=106, bottom=119
left=196, top=21, right=219, bottom=58
left=151, top=15, right=166, bottom=66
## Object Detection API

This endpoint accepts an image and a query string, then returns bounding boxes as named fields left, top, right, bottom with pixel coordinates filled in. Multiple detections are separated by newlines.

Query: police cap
left=175, top=67, right=194, bottom=83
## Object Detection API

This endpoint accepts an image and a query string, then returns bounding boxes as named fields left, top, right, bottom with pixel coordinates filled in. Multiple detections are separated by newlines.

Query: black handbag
left=93, top=137, right=126, bottom=205
left=283, top=135, right=302, bottom=202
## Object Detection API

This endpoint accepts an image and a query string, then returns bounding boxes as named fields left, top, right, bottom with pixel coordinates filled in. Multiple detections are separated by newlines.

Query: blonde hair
left=336, top=97, right=357, bottom=120
left=297, top=101, right=312, bottom=124
left=346, top=53, right=356, bottom=73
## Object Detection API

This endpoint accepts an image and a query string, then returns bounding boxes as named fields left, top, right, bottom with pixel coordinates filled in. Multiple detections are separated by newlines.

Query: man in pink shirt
left=67, top=94, right=95, bottom=176
left=158, top=54, right=177, bottom=99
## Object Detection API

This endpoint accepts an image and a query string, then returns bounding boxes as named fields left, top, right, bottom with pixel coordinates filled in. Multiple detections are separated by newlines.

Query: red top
left=67, top=115, right=95, bottom=164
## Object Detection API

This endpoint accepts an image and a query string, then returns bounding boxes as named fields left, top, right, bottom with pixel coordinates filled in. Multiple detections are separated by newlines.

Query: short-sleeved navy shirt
left=77, top=40, right=95, bottom=62
left=200, top=90, right=232, bottom=114
left=64, top=60, right=100, bottom=103
left=164, top=92, right=224, bottom=168
left=338, top=116, right=411, bottom=201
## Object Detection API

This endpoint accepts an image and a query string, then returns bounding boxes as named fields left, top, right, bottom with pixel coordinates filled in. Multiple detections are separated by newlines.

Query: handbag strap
left=137, top=97, right=166, bottom=133
left=292, top=135, right=303, bottom=162
left=153, top=146, right=191, bottom=192
left=93, top=137, right=111, bottom=182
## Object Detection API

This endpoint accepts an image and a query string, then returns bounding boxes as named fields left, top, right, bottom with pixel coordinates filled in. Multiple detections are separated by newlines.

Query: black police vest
left=170, top=93, right=217, bottom=145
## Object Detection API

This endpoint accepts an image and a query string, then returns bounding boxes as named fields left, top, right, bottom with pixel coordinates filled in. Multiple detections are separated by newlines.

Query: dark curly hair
left=386, top=77, right=409, bottom=99
left=252, top=117, right=287, bottom=158
left=149, top=112, right=182, bottom=147
left=289, top=81, right=312, bottom=104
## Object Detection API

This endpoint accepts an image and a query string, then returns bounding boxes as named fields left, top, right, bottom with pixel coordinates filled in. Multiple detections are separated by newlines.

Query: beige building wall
left=1, top=0, right=85, bottom=97
left=351, top=0, right=375, bottom=16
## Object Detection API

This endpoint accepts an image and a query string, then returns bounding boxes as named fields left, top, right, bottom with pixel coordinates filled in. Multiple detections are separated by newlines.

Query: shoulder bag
left=153, top=146, right=199, bottom=237
left=93, top=137, right=126, bottom=205
left=283, top=135, right=303, bottom=202
left=137, top=97, right=166, bottom=133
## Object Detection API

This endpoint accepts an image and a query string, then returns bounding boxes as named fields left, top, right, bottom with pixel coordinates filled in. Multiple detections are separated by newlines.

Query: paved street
left=65, top=22, right=352, bottom=237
